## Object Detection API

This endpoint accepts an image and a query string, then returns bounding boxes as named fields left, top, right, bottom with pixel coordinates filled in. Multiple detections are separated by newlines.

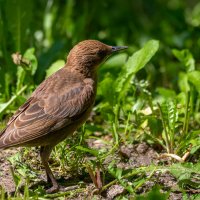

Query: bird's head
left=67, top=40, right=128, bottom=74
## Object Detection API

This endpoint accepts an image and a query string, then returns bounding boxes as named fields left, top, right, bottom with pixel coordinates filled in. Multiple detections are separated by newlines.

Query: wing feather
left=0, top=68, right=95, bottom=148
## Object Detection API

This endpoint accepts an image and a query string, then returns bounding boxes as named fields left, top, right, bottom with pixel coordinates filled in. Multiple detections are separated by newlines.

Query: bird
left=0, top=40, right=128, bottom=193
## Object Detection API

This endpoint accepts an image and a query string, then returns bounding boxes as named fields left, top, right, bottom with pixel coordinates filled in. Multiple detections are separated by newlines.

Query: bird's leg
left=40, top=146, right=59, bottom=193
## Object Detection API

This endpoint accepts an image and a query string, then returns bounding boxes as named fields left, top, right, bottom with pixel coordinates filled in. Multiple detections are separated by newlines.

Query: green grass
left=0, top=0, right=200, bottom=199
left=0, top=40, right=200, bottom=199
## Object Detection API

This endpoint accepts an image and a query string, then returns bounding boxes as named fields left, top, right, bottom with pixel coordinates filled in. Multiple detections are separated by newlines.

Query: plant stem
left=0, top=85, right=27, bottom=115
left=134, top=167, right=156, bottom=191
left=170, top=100, right=177, bottom=153
left=183, top=91, right=190, bottom=138
left=157, top=103, right=171, bottom=153
left=44, top=188, right=85, bottom=198
left=112, top=122, right=119, bottom=145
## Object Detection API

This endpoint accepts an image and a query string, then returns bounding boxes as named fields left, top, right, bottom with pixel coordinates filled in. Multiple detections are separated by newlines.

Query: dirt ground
left=0, top=142, right=198, bottom=199
left=0, top=148, right=18, bottom=193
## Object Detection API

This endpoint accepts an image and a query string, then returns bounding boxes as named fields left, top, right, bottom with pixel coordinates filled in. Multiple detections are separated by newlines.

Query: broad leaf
left=172, top=49, right=195, bottom=72
left=46, top=60, right=65, bottom=78
left=115, top=40, right=159, bottom=101
left=188, top=71, right=200, bottom=93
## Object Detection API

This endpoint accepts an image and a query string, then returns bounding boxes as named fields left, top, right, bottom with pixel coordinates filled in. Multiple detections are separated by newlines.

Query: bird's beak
left=111, top=46, right=128, bottom=52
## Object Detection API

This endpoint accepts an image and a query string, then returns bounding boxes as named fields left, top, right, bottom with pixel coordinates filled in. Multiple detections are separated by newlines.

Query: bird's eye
left=97, top=50, right=106, bottom=58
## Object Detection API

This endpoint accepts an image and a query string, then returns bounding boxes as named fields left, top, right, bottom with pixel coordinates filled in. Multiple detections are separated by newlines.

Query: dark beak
left=111, top=46, right=128, bottom=52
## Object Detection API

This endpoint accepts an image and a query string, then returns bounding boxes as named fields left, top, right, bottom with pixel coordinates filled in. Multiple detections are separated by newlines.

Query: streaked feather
left=0, top=67, right=96, bottom=148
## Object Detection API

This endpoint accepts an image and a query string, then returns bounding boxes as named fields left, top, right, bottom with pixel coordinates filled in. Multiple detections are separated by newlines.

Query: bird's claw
left=46, top=184, right=59, bottom=194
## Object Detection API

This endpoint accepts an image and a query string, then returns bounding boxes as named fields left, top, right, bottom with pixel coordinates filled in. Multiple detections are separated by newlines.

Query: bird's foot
left=46, top=184, right=59, bottom=194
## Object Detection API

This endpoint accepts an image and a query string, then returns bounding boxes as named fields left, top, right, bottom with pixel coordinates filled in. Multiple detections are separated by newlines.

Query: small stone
left=107, top=184, right=125, bottom=199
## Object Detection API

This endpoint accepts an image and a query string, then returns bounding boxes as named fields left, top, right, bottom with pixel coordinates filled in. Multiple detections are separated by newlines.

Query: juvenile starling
left=0, top=40, right=127, bottom=193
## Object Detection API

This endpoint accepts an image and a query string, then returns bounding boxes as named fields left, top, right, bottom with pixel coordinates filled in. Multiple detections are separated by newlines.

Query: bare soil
left=0, top=148, right=18, bottom=193
left=0, top=142, right=198, bottom=199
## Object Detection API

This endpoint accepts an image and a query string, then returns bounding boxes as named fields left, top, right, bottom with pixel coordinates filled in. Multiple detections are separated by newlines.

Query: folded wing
left=0, top=68, right=95, bottom=148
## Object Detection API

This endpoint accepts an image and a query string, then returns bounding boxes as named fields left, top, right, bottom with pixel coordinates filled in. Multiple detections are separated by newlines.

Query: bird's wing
left=0, top=68, right=95, bottom=148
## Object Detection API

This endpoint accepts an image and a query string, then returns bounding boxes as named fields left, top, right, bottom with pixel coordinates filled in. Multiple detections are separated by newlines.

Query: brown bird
left=0, top=40, right=127, bottom=193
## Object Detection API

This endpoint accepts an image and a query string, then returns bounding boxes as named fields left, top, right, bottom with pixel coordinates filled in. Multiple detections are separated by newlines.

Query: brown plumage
left=0, top=40, right=127, bottom=193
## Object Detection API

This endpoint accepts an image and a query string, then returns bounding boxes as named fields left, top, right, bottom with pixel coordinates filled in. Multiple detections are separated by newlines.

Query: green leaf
left=23, top=48, right=38, bottom=76
left=147, top=116, right=163, bottom=137
left=7, top=152, right=21, bottom=165
left=103, top=53, right=128, bottom=69
left=132, top=98, right=145, bottom=112
left=108, top=163, right=134, bottom=193
left=188, top=71, right=200, bottom=93
left=10, top=169, right=21, bottom=189
left=16, top=48, right=37, bottom=92
left=98, top=74, right=115, bottom=106
left=178, top=72, right=190, bottom=93
left=75, top=146, right=99, bottom=157
left=115, top=40, right=159, bottom=100
left=169, top=163, right=200, bottom=177
left=46, top=60, right=65, bottom=78
left=186, top=2, right=200, bottom=27
left=172, top=49, right=195, bottom=72
left=0, top=85, right=27, bottom=116
left=5, top=0, right=33, bottom=51
left=16, top=66, right=25, bottom=92
left=156, top=87, right=177, bottom=99
left=169, top=163, right=200, bottom=190
left=135, top=185, right=169, bottom=200
left=159, top=101, right=178, bottom=132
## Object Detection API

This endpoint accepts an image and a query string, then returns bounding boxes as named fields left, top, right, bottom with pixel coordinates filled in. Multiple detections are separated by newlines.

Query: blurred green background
left=0, top=0, right=200, bottom=117
left=0, top=2, right=200, bottom=197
